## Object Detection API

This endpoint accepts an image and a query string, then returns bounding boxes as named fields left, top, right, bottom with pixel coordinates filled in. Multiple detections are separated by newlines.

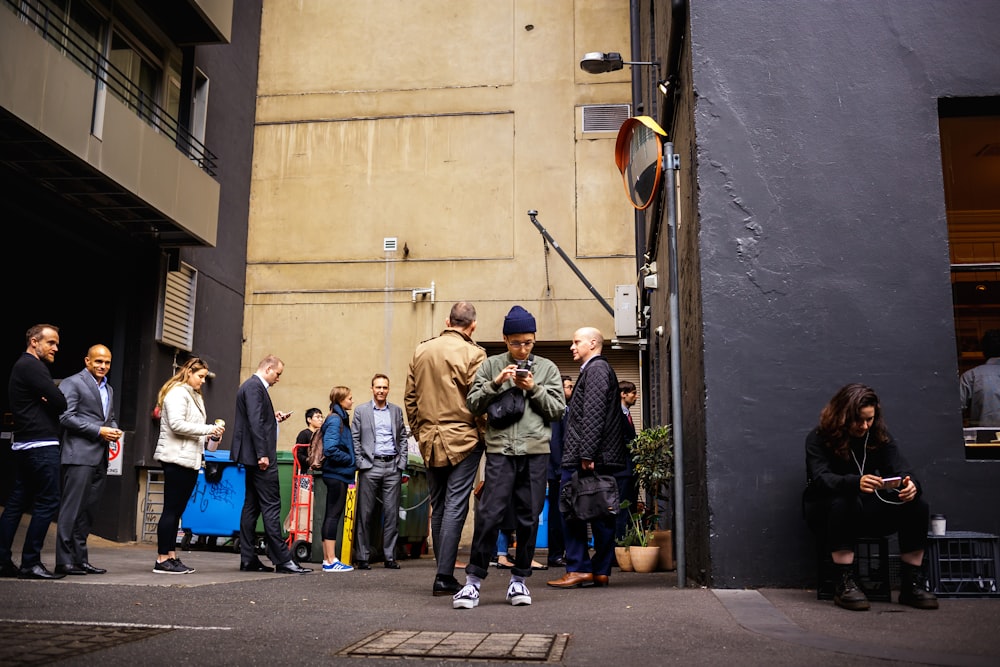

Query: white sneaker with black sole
left=453, top=584, right=480, bottom=609
left=506, top=581, right=532, bottom=606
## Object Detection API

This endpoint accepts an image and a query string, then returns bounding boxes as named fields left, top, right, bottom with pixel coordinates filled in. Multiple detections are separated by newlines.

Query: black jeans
left=805, top=490, right=930, bottom=554
left=0, top=445, right=62, bottom=567
left=157, top=462, right=198, bottom=556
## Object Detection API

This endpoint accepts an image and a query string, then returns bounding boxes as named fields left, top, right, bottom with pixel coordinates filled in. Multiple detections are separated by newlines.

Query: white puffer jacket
left=154, top=384, right=214, bottom=470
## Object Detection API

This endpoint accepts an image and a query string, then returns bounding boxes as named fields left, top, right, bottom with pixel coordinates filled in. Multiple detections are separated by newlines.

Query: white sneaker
left=453, top=584, right=480, bottom=609
left=506, top=581, right=532, bottom=606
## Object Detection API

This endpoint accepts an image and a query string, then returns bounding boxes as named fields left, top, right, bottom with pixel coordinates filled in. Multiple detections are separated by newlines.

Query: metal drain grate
left=0, top=622, right=172, bottom=666
left=339, top=630, right=569, bottom=662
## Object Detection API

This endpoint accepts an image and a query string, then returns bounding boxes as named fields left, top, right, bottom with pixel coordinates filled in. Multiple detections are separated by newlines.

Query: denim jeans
left=0, top=445, right=62, bottom=568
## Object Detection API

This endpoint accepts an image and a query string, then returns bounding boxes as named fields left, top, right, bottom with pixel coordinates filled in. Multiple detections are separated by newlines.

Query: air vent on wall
left=582, top=104, right=631, bottom=133
left=384, top=237, right=398, bottom=251
left=156, top=262, right=198, bottom=351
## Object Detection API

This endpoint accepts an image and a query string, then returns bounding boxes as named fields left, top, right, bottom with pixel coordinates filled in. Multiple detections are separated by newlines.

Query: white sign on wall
left=108, top=434, right=123, bottom=476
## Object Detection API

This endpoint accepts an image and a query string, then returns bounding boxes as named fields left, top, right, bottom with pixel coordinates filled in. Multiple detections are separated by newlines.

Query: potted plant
left=622, top=503, right=659, bottom=573
left=627, top=425, right=675, bottom=571
left=615, top=500, right=638, bottom=571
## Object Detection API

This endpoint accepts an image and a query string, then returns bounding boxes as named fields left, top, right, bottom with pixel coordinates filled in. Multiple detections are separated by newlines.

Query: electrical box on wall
left=614, top=284, right=638, bottom=337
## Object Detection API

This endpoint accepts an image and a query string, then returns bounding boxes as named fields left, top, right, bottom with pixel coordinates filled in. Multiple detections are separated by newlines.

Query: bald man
left=55, top=344, right=122, bottom=575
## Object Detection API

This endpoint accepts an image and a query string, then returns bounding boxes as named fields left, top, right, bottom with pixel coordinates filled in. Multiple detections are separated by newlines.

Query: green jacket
left=467, top=352, right=566, bottom=456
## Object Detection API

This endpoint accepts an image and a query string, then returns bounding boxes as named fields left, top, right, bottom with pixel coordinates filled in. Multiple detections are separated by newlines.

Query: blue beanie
left=503, top=305, right=536, bottom=335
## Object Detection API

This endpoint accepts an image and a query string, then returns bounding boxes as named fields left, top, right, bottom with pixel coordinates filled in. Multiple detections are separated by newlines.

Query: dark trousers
left=321, top=478, right=348, bottom=541
left=805, top=490, right=930, bottom=554
left=157, top=462, right=198, bottom=555
left=56, top=461, right=108, bottom=566
left=546, top=478, right=566, bottom=559
left=427, top=446, right=482, bottom=578
left=614, top=473, right=638, bottom=541
left=355, top=459, right=401, bottom=561
left=0, top=446, right=61, bottom=568
left=561, top=468, right=617, bottom=576
left=240, top=463, right=292, bottom=565
left=466, top=452, right=548, bottom=579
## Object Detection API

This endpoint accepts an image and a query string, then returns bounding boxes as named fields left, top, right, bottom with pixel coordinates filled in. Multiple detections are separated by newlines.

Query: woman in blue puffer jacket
left=320, top=386, right=357, bottom=572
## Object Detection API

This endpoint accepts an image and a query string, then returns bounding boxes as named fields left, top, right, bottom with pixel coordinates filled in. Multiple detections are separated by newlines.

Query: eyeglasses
left=507, top=341, right=535, bottom=348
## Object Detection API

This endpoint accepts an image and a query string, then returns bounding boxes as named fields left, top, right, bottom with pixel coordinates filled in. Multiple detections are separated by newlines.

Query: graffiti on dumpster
left=190, top=477, right=238, bottom=513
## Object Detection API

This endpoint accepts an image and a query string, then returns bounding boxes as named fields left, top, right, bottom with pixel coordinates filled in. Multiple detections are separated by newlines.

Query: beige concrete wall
left=248, top=0, right=634, bottom=432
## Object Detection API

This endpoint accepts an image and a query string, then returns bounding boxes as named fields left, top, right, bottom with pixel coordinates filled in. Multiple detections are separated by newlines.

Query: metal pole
left=527, top=210, right=615, bottom=317
left=664, top=143, right=685, bottom=587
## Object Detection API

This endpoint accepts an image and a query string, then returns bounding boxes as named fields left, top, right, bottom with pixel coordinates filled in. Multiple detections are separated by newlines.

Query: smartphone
left=515, top=368, right=531, bottom=376
left=881, top=476, right=903, bottom=489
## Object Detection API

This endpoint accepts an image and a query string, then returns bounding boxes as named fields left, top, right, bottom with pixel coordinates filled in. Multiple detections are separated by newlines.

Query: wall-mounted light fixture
left=579, top=51, right=659, bottom=74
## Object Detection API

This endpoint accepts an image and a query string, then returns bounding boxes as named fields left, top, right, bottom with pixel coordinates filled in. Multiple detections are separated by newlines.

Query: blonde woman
left=152, top=358, right=224, bottom=574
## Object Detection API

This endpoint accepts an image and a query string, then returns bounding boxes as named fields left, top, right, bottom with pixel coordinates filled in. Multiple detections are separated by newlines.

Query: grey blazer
left=351, top=401, right=407, bottom=472
left=59, top=368, right=117, bottom=467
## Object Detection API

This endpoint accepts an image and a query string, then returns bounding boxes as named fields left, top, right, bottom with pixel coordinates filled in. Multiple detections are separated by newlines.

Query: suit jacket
left=59, top=368, right=116, bottom=467
left=352, top=400, right=407, bottom=472
left=231, top=374, right=278, bottom=466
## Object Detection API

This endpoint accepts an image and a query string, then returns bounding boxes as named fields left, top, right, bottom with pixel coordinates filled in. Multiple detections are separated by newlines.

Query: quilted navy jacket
left=561, top=355, right=625, bottom=472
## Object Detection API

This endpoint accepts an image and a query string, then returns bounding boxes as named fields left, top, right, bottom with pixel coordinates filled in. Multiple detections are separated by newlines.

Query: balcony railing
left=4, top=0, right=218, bottom=176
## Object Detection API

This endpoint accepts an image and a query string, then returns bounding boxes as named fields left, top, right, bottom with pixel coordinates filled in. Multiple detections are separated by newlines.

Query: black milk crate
left=817, top=536, right=892, bottom=602
left=925, top=531, right=1000, bottom=598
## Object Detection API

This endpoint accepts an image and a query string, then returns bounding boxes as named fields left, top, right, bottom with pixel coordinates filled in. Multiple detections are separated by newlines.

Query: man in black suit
left=230, top=354, right=311, bottom=574
left=55, top=344, right=122, bottom=575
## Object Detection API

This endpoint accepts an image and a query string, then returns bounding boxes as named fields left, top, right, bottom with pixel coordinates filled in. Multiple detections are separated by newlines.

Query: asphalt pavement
left=1, top=532, right=999, bottom=666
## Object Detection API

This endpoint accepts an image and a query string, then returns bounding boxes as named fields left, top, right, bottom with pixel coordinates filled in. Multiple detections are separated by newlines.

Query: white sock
left=511, top=574, right=526, bottom=584
left=466, top=574, right=482, bottom=589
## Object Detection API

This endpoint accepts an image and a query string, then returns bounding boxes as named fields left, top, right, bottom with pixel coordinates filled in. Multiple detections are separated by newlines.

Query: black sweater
left=8, top=352, right=66, bottom=442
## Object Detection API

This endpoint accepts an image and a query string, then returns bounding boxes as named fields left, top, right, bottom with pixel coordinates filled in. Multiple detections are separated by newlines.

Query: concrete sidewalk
left=1, top=535, right=999, bottom=666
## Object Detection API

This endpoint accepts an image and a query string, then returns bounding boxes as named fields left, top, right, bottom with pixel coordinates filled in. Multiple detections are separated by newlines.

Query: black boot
left=899, top=562, right=939, bottom=609
left=833, top=563, right=870, bottom=611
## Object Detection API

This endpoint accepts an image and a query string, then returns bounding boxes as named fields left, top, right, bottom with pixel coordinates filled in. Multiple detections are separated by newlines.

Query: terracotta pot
left=615, top=546, right=633, bottom=571
left=629, top=545, right=660, bottom=573
left=650, top=530, right=675, bottom=571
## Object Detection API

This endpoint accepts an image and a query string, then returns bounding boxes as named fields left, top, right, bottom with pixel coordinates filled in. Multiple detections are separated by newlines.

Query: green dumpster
left=398, top=453, right=430, bottom=559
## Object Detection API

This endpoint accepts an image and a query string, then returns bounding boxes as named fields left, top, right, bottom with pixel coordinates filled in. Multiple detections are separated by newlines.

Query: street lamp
left=579, top=51, right=659, bottom=75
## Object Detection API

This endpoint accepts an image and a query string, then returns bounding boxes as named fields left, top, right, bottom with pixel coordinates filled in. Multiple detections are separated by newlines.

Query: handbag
left=486, top=386, right=526, bottom=429
left=559, top=470, right=619, bottom=521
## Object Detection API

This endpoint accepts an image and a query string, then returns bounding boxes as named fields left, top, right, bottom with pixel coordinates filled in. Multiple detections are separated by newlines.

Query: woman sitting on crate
left=803, top=383, right=938, bottom=611
left=318, top=386, right=357, bottom=572
left=152, top=358, right=225, bottom=575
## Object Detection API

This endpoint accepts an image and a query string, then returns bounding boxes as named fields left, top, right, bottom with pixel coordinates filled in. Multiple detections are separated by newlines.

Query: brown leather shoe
left=547, top=571, right=594, bottom=588
left=592, top=574, right=609, bottom=587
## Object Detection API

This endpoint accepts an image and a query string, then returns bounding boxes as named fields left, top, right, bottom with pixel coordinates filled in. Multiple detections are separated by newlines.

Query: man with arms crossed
left=352, top=374, right=408, bottom=570
left=405, top=302, right=487, bottom=596
left=231, top=354, right=311, bottom=574
left=0, top=324, right=68, bottom=580
left=55, top=344, right=122, bottom=575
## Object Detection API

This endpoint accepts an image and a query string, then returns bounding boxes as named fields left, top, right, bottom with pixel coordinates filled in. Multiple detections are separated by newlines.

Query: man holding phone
left=231, top=354, right=311, bottom=574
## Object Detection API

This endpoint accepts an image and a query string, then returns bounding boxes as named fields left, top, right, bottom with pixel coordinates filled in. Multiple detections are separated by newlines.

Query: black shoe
left=433, top=575, right=462, bottom=596
left=547, top=557, right=567, bottom=567
left=240, top=560, right=275, bottom=572
left=899, top=562, right=939, bottom=610
left=54, top=564, right=88, bottom=576
left=80, top=562, right=107, bottom=575
left=18, top=563, right=65, bottom=580
left=833, top=565, right=870, bottom=611
left=355, top=560, right=371, bottom=570
left=384, top=560, right=400, bottom=570
left=1, top=560, right=20, bottom=578
left=276, top=560, right=312, bottom=574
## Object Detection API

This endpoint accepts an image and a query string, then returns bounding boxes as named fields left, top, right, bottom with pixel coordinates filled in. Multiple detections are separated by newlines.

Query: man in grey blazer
left=352, top=373, right=407, bottom=569
left=56, top=344, right=123, bottom=575
left=230, top=354, right=310, bottom=574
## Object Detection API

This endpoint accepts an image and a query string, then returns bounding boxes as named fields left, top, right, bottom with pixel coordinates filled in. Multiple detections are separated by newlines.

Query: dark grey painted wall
left=679, top=0, right=1000, bottom=587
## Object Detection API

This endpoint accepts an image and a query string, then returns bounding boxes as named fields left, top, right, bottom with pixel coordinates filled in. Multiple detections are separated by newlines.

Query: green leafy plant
left=617, top=500, right=657, bottom=548
left=628, top=424, right=674, bottom=504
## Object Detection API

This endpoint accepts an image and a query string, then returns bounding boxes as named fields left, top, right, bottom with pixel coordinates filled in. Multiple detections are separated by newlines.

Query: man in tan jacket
left=404, top=302, right=486, bottom=597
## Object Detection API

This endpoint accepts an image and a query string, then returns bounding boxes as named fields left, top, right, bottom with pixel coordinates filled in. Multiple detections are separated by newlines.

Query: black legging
left=157, top=462, right=199, bottom=555
left=322, top=477, right=348, bottom=541
left=806, top=490, right=930, bottom=554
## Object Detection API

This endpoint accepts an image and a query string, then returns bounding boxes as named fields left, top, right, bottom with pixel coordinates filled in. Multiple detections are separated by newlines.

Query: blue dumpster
left=181, top=450, right=245, bottom=546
